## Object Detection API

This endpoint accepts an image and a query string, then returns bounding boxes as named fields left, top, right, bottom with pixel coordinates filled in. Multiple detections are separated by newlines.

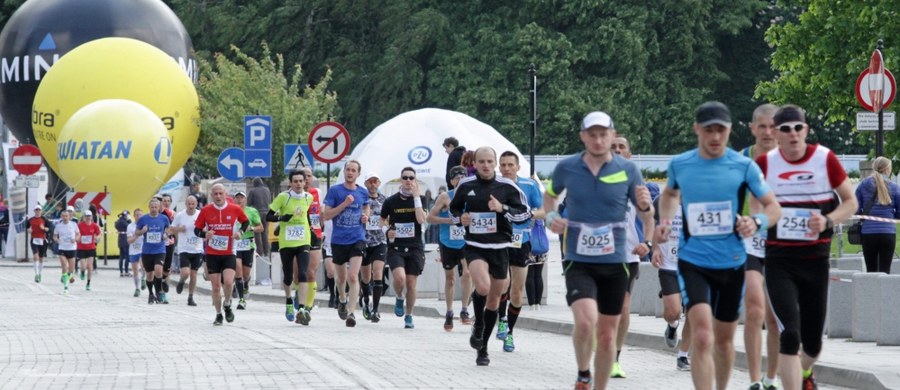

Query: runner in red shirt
left=76, top=210, right=102, bottom=291
left=303, top=167, right=324, bottom=309
left=28, top=205, right=51, bottom=283
left=194, top=183, right=249, bottom=326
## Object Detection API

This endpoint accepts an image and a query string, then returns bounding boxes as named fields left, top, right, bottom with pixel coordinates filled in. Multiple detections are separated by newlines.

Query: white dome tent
left=344, top=108, right=532, bottom=196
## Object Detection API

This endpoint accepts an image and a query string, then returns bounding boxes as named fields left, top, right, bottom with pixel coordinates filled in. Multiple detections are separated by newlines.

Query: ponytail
left=872, top=156, right=892, bottom=205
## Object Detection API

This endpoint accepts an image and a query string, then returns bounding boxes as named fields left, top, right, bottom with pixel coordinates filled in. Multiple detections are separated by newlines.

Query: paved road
left=0, top=264, right=852, bottom=389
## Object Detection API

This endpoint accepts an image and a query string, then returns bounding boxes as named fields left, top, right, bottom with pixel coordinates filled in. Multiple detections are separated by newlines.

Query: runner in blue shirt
left=542, top=111, right=653, bottom=390
left=654, top=101, right=781, bottom=390
left=322, top=160, right=371, bottom=327
left=136, top=198, right=172, bottom=304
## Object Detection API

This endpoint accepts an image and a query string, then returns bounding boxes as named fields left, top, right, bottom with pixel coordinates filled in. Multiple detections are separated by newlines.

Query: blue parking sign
left=244, top=116, right=272, bottom=150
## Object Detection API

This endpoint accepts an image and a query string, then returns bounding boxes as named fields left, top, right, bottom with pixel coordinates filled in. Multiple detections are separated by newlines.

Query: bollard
left=270, top=251, right=282, bottom=290
left=837, top=257, right=865, bottom=272
left=877, top=275, right=900, bottom=345
left=851, top=272, right=884, bottom=342
left=827, top=270, right=857, bottom=338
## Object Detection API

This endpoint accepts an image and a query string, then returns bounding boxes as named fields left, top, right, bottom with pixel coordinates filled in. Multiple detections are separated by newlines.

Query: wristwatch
left=752, top=216, right=763, bottom=232
left=643, top=240, right=653, bottom=249
left=502, top=204, right=510, bottom=213
left=825, top=215, right=834, bottom=230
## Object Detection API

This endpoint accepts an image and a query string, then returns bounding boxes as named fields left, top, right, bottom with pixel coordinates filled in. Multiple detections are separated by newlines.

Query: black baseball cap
left=773, top=104, right=806, bottom=126
left=695, top=101, right=732, bottom=128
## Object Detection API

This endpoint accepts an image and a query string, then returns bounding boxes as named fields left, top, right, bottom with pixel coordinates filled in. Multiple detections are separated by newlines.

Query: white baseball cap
left=83, top=210, right=92, bottom=217
left=365, top=172, right=380, bottom=181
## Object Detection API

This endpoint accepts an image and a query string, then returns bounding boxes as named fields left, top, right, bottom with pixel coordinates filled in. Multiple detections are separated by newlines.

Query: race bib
left=209, top=235, right=230, bottom=251
left=310, top=214, right=321, bottom=229
left=285, top=225, right=306, bottom=241
left=235, top=239, right=252, bottom=251
left=395, top=222, right=415, bottom=238
left=777, top=208, right=819, bottom=241
left=575, top=224, right=615, bottom=256
left=146, top=232, right=162, bottom=243
left=130, top=240, right=142, bottom=253
left=32, top=238, right=44, bottom=246
left=366, top=216, right=382, bottom=231
left=450, top=225, right=466, bottom=241
left=687, top=201, right=734, bottom=236
left=81, top=235, right=93, bottom=244
left=743, top=230, right=767, bottom=257
left=511, top=228, right=526, bottom=248
left=469, top=212, right=497, bottom=234
left=187, top=236, right=202, bottom=250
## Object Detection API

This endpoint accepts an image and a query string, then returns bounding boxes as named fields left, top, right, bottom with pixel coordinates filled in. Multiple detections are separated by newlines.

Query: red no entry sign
left=12, top=144, right=43, bottom=175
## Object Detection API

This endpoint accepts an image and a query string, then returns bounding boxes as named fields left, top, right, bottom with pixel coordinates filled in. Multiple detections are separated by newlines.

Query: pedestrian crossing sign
left=284, top=144, right=315, bottom=173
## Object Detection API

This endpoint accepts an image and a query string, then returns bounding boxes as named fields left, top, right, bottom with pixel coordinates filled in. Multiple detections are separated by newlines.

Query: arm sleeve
left=265, top=209, right=280, bottom=222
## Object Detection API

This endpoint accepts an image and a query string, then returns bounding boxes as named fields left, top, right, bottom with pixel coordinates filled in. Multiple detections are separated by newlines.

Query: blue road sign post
left=243, top=115, right=272, bottom=177
left=283, top=144, right=316, bottom=173
left=217, top=147, right=245, bottom=181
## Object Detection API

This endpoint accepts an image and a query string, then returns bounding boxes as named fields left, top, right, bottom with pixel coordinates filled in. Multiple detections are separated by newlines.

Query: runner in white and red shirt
left=76, top=210, right=102, bottom=291
left=194, top=183, right=249, bottom=326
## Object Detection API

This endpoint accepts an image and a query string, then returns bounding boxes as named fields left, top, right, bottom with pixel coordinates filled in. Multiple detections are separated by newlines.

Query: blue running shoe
left=404, top=314, right=414, bottom=329
left=285, top=304, right=296, bottom=322
left=394, top=298, right=405, bottom=317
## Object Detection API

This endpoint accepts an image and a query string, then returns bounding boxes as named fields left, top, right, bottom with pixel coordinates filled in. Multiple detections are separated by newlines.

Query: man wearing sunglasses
left=755, top=105, right=857, bottom=390
left=655, top=101, right=781, bottom=390
left=739, top=103, right=781, bottom=390
left=450, top=146, right=531, bottom=367
left=380, top=167, right=428, bottom=329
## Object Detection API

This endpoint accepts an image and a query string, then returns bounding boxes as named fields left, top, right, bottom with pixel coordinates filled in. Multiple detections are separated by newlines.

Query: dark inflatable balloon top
left=0, top=0, right=197, bottom=145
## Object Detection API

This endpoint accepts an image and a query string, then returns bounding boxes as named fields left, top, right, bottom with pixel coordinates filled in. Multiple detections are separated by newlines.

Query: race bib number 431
left=687, top=201, right=733, bottom=236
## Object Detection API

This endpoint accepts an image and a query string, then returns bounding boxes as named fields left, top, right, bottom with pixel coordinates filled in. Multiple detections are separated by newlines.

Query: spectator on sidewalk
left=854, top=156, right=900, bottom=274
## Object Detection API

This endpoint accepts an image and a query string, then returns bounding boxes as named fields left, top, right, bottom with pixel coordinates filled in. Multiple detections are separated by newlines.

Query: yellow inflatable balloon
left=56, top=99, right=171, bottom=205
left=33, top=37, right=199, bottom=181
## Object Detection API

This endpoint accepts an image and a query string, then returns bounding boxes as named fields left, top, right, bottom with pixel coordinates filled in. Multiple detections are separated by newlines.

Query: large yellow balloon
left=57, top=99, right=171, bottom=205
left=33, top=37, right=199, bottom=181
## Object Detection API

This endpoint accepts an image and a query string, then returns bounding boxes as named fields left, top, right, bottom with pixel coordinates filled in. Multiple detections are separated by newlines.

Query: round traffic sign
left=308, top=121, right=351, bottom=164
left=856, top=68, right=896, bottom=112
left=11, top=144, right=43, bottom=175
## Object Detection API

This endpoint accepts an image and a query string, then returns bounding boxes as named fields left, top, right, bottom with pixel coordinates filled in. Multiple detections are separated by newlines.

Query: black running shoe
left=470, top=325, right=484, bottom=349
left=475, top=348, right=490, bottom=366
left=213, top=314, right=223, bottom=326
left=187, top=296, right=197, bottom=306
left=224, top=306, right=235, bottom=323
left=176, top=280, right=185, bottom=294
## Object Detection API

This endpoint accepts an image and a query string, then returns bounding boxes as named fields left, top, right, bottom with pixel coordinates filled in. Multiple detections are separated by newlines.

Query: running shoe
left=296, top=308, right=311, bottom=326
left=676, top=356, right=691, bottom=371
left=187, top=296, right=197, bottom=306
left=610, top=362, right=626, bottom=378
left=496, top=320, right=509, bottom=340
left=213, top=314, right=224, bottom=326
left=404, top=314, right=414, bottom=329
left=63, top=286, right=69, bottom=294
left=224, top=305, right=235, bottom=323
left=337, top=300, right=349, bottom=320
left=148, top=294, right=156, bottom=304
left=763, top=382, right=779, bottom=390
left=460, top=310, right=472, bottom=325
left=802, top=373, right=818, bottom=390
left=176, top=280, right=185, bottom=294
left=394, top=298, right=405, bottom=317
left=749, top=383, right=763, bottom=390
left=444, top=311, right=454, bottom=331
left=285, top=305, right=296, bottom=322
left=85, top=284, right=91, bottom=291
left=141, top=278, right=147, bottom=290
left=69, top=275, right=75, bottom=284
left=362, top=301, right=371, bottom=321
left=34, top=275, right=40, bottom=283
left=134, top=289, right=140, bottom=297
left=237, top=298, right=246, bottom=310
left=665, top=324, right=679, bottom=348
left=503, top=334, right=515, bottom=352
left=159, top=293, right=169, bottom=304
left=574, top=376, right=592, bottom=390
left=470, top=325, right=484, bottom=349
left=346, top=313, right=356, bottom=327
left=475, top=348, right=490, bottom=366
left=370, top=311, right=381, bottom=323
left=80, top=270, right=85, bottom=280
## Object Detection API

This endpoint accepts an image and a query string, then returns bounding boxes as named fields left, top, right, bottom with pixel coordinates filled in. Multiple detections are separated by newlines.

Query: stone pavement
left=1, top=249, right=893, bottom=389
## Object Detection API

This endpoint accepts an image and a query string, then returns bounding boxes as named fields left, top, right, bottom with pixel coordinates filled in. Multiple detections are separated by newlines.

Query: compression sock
left=372, top=280, right=383, bottom=310
left=507, top=305, right=522, bottom=335
left=482, top=309, right=498, bottom=347
left=472, top=292, right=487, bottom=328
left=306, top=282, right=317, bottom=307
left=235, top=278, right=244, bottom=299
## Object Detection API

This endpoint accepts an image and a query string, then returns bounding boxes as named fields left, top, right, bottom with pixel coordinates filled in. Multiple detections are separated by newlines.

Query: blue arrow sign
left=244, top=115, right=272, bottom=150
left=217, top=147, right=244, bottom=181
left=245, top=149, right=272, bottom=178
left=284, top=144, right=316, bottom=173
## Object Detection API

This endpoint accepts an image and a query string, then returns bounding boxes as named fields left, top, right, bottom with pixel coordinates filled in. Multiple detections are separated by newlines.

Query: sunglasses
left=401, top=176, right=416, bottom=181
left=778, top=124, right=805, bottom=133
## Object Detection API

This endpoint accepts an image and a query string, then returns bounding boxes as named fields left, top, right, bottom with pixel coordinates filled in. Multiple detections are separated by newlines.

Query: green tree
left=756, top=1, right=896, bottom=156
left=195, top=43, right=339, bottom=189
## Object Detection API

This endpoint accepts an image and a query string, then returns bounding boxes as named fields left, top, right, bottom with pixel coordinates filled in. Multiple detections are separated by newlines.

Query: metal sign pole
left=103, top=185, right=108, bottom=264
left=529, top=64, right=537, bottom=177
